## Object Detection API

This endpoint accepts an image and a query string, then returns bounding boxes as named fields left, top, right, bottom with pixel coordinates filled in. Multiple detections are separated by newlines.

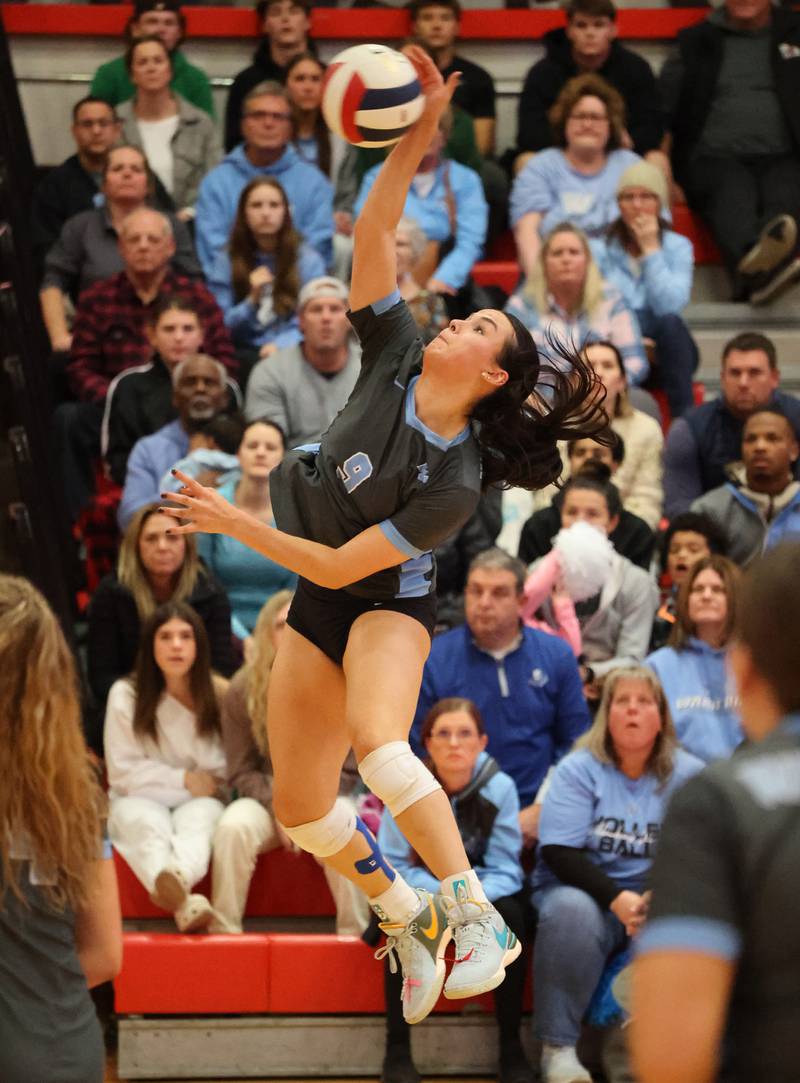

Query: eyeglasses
left=245, top=109, right=292, bottom=123
left=75, top=118, right=117, bottom=130
left=569, top=111, right=609, bottom=124
left=429, top=728, right=478, bottom=743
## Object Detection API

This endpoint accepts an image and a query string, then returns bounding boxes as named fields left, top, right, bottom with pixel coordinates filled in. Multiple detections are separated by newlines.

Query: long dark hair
left=286, top=52, right=331, bottom=178
left=131, top=602, right=221, bottom=744
left=470, top=315, right=613, bottom=491
left=228, top=176, right=301, bottom=317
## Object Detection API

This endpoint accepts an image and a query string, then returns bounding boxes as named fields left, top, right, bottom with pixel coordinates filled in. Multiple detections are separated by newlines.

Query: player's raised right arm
left=348, top=46, right=460, bottom=313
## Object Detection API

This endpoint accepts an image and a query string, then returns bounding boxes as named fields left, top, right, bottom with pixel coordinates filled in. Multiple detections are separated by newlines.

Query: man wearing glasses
left=195, top=81, right=333, bottom=278
left=30, top=97, right=121, bottom=276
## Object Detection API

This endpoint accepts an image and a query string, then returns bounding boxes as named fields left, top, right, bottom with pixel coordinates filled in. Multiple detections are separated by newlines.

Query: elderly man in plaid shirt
left=55, top=207, right=236, bottom=520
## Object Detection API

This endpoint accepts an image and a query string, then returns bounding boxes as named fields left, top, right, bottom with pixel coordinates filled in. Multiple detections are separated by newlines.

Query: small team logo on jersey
left=529, top=668, right=548, bottom=688
left=417, top=463, right=430, bottom=484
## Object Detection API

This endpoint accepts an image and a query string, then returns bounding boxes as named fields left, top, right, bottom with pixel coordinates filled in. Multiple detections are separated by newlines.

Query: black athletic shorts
left=286, top=577, right=437, bottom=666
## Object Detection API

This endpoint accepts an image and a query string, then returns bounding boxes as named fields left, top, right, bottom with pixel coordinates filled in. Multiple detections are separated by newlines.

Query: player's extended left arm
left=160, top=471, right=409, bottom=591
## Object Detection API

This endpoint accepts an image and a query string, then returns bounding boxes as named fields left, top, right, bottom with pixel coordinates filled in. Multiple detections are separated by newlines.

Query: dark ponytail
left=470, top=315, right=613, bottom=491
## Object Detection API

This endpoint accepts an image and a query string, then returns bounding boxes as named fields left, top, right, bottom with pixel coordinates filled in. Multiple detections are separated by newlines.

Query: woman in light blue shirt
left=207, top=176, right=325, bottom=363
left=532, top=666, right=703, bottom=1083
left=197, top=419, right=296, bottom=645
left=591, top=161, right=698, bottom=419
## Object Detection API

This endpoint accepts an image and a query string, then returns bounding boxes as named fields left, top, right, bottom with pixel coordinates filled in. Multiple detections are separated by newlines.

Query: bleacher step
left=117, top=1014, right=538, bottom=1080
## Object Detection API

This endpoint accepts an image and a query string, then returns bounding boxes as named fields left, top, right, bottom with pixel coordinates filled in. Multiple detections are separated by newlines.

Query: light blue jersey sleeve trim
left=371, top=289, right=402, bottom=315
left=379, top=518, right=425, bottom=559
left=636, top=916, right=742, bottom=962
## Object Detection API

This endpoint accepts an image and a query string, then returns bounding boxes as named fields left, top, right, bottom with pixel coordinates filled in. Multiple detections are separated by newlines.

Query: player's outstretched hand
left=403, top=44, right=460, bottom=118
left=160, top=469, right=242, bottom=536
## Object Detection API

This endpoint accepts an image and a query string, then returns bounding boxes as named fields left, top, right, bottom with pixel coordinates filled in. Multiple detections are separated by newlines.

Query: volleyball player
left=162, top=45, right=610, bottom=1024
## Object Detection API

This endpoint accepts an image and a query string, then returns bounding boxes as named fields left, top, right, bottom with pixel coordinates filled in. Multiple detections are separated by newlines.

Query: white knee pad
left=358, top=740, right=441, bottom=817
left=279, top=801, right=357, bottom=858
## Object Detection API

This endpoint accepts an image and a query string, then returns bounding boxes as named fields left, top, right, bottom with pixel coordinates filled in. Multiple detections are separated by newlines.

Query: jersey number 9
left=337, top=452, right=374, bottom=494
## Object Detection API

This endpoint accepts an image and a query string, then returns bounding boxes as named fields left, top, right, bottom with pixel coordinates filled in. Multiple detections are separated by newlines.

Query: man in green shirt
left=90, top=0, right=214, bottom=118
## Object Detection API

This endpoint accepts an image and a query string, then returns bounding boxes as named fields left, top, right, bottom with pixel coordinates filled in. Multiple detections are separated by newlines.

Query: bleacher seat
left=671, top=203, right=722, bottom=266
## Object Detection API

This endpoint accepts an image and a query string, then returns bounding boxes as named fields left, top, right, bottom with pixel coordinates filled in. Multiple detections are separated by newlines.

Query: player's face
left=566, top=14, right=616, bottom=61
left=666, top=531, right=711, bottom=585
left=687, top=568, right=728, bottom=631
left=286, top=58, right=324, bottom=111
left=238, top=421, right=285, bottom=480
left=424, top=309, right=513, bottom=388
left=544, top=231, right=589, bottom=293
left=720, top=349, right=778, bottom=418
left=464, top=568, right=522, bottom=644
left=72, top=101, right=119, bottom=158
left=742, top=412, right=798, bottom=485
left=412, top=5, right=459, bottom=50
left=148, top=310, right=204, bottom=368
left=153, top=618, right=197, bottom=679
left=130, top=40, right=172, bottom=94
left=607, top=678, right=662, bottom=759
left=299, top=297, right=349, bottom=353
left=569, top=438, right=615, bottom=474
left=138, top=511, right=187, bottom=579
left=426, top=709, right=487, bottom=779
left=134, top=11, right=182, bottom=53
left=262, top=0, right=310, bottom=46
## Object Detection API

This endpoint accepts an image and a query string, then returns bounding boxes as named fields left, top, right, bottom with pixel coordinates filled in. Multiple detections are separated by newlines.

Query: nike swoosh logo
left=493, top=926, right=510, bottom=950
left=454, top=948, right=474, bottom=964
left=418, top=897, right=439, bottom=940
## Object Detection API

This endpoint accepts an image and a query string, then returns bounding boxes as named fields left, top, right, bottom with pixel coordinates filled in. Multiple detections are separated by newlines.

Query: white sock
left=369, top=874, right=420, bottom=925
left=439, top=868, right=489, bottom=905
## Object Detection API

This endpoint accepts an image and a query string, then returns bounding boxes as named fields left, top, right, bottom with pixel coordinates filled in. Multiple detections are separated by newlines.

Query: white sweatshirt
left=104, top=678, right=227, bottom=808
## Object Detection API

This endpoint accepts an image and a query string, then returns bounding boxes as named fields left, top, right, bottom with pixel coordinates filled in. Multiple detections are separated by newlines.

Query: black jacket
left=518, top=503, right=655, bottom=571
left=516, top=28, right=664, bottom=156
left=663, top=7, right=800, bottom=184
left=87, top=570, right=235, bottom=714
left=224, top=39, right=317, bottom=152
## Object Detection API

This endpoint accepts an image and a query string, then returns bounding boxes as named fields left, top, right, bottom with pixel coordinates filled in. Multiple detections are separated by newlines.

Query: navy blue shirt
left=270, top=293, right=482, bottom=600
left=412, top=623, right=591, bottom=806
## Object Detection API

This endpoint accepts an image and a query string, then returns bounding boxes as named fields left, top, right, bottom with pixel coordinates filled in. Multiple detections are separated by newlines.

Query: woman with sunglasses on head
left=162, top=46, right=610, bottom=1025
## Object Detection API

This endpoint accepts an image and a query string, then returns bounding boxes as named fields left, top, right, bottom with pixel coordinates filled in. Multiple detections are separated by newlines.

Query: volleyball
left=322, top=44, right=424, bottom=149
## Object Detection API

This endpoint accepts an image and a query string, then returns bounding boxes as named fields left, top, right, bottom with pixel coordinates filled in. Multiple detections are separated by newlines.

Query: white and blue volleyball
left=322, top=44, right=424, bottom=148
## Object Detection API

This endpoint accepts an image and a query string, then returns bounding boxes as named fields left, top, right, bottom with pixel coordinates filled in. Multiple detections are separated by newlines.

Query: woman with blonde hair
left=86, top=503, right=234, bottom=749
left=0, top=575, right=121, bottom=1083
left=507, top=223, right=648, bottom=390
left=511, top=73, right=642, bottom=283
left=207, top=175, right=325, bottom=363
left=647, top=554, right=743, bottom=764
left=531, top=665, right=703, bottom=1083
left=210, top=590, right=367, bottom=936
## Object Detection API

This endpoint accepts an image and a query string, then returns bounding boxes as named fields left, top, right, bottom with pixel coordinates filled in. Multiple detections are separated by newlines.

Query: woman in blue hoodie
left=377, top=697, right=529, bottom=1083
left=647, top=554, right=743, bottom=763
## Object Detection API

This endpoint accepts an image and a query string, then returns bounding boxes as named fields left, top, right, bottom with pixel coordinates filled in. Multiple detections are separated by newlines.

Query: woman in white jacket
left=105, top=601, right=228, bottom=932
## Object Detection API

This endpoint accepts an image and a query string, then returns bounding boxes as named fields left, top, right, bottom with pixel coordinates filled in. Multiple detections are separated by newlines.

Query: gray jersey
left=638, top=714, right=800, bottom=1082
left=0, top=853, right=106, bottom=1083
left=271, top=294, right=482, bottom=600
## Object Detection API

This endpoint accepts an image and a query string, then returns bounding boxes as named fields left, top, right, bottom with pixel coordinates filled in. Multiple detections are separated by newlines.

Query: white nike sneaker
left=442, top=896, right=521, bottom=1000
left=541, top=1044, right=592, bottom=1083
left=374, top=889, right=451, bottom=1025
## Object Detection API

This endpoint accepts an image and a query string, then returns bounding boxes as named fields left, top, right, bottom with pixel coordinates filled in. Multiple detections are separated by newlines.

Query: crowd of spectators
left=17, top=0, right=800, bottom=1079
